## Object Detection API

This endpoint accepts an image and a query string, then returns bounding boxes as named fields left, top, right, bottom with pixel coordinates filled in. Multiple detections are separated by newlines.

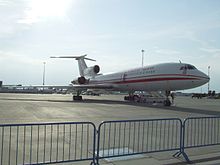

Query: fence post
left=95, top=122, right=103, bottom=165
left=173, top=119, right=190, bottom=163
left=90, top=123, right=98, bottom=165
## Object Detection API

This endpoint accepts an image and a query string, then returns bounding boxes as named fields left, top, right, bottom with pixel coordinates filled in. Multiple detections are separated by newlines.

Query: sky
left=0, top=0, right=220, bottom=93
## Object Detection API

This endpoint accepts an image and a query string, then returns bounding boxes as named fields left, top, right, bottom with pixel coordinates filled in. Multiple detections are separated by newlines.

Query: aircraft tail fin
left=50, top=54, right=96, bottom=76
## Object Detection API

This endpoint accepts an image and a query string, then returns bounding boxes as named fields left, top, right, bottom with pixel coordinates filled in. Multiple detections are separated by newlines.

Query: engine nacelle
left=83, top=65, right=100, bottom=76
left=77, top=76, right=86, bottom=84
left=71, top=76, right=87, bottom=84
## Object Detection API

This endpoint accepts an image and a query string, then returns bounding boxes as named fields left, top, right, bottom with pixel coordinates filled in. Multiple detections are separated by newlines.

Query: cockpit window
left=180, top=66, right=186, bottom=70
left=180, top=65, right=196, bottom=70
left=187, top=65, right=196, bottom=69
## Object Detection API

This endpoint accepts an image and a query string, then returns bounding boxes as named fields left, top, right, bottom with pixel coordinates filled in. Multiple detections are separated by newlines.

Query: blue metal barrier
left=96, top=118, right=182, bottom=164
left=0, top=122, right=96, bottom=165
left=174, top=116, right=220, bottom=163
left=183, top=116, right=220, bottom=148
left=1, top=117, right=219, bottom=165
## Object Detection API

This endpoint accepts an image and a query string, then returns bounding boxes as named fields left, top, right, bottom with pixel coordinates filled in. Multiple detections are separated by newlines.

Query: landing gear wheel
left=124, top=96, right=129, bottom=101
left=73, top=95, right=82, bottom=101
left=133, top=95, right=140, bottom=102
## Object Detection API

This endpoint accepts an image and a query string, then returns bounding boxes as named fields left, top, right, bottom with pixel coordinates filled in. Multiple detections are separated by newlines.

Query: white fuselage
left=88, top=63, right=209, bottom=92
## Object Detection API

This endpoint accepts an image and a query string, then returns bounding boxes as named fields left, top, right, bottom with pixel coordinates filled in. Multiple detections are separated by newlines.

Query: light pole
left=43, top=62, right=46, bottom=86
left=141, top=49, right=145, bottom=67
left=208, top=66, right=210, bottom=93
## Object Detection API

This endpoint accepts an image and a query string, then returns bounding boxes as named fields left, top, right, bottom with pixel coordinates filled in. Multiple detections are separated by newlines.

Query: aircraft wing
left=21, top=84, right=115, bottom=90
left=72, top=83, right=114, bottom=90
left=2, top=83, right=115, bottom=92
left=24, top=85, right=72, bottom=89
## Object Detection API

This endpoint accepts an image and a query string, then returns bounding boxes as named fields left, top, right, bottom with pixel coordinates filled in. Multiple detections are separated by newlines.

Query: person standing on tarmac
left=171, top=92, right=175, bottom=104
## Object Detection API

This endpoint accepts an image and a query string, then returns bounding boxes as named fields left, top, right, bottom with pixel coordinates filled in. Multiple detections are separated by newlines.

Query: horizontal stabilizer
left=50, top=54, right=96, bottom=61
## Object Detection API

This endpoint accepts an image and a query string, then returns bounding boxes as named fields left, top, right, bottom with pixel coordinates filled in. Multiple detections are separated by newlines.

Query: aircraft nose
left=200, top=72, right=210, bottom=84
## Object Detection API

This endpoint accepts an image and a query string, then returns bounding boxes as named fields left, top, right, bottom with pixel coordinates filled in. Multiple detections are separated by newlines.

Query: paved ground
left=0, top=93, right=220, bottom=165
left=1, top=93, right=220, bottom=124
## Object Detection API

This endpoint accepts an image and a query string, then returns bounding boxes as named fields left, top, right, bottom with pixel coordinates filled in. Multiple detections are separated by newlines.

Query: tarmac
left=0, top=93, right=220, bottom=165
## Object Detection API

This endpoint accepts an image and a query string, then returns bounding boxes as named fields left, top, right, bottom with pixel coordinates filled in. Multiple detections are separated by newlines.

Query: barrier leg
left=182, top=151, right=191, bottom=163
left=173, top=151, right=181, bottom=157
left=173, top=150, right=191, bottom=163
left=90, top=160, right=98, bottom=165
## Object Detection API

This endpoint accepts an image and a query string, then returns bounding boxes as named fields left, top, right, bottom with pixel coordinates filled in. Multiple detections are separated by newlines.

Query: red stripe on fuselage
left=114, top=77, right=198, bottom=84
left=90, top=73, right=207, bottom=85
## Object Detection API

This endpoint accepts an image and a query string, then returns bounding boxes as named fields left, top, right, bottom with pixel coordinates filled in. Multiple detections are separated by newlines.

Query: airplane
left=50, top=55, right=210, bottom=106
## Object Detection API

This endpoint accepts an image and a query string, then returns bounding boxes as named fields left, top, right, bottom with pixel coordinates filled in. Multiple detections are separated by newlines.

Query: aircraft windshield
left=180, top=64, right=196, bottom=70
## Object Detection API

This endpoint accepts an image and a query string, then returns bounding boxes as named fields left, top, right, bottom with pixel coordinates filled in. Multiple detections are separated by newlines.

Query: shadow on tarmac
left=83, top=99, right=220, bottom=116
left=164, top=155, right=220, bottom=165
left=162, top=106, right=220, bottom=116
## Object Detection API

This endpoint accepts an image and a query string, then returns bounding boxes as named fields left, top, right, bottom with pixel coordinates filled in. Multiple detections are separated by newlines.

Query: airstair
left=133, top=91, right=166, bottom=105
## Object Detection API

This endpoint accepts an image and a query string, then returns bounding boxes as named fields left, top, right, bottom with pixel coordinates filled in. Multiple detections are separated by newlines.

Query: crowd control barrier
left=96, top=118, right=182, bottom=164
left=175, top=116, right=220, bottom=162
left=0, top=116, right=220, bottom=165
left=0, top=122, right=96, bottom=165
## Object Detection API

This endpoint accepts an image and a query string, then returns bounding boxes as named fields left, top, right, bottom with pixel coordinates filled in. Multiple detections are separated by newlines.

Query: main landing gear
left=73, top=91, right=83, bottom=101
left=124, top=91, right=172, bottom=106
left=124, top=95, right=140, bottom=102
left=164, top=91, right=171, bottom=106
left=73, top=95, right=82, bottom=101
left=124, top=91, right=138, bottom=102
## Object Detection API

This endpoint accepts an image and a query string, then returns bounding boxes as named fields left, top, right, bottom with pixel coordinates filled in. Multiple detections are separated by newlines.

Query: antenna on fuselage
left=141, top=49, right=145, bottom=67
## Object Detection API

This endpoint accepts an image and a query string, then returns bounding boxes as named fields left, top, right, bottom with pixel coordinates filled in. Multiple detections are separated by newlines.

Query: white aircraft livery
left=51, top=55, right=209, bottom=106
